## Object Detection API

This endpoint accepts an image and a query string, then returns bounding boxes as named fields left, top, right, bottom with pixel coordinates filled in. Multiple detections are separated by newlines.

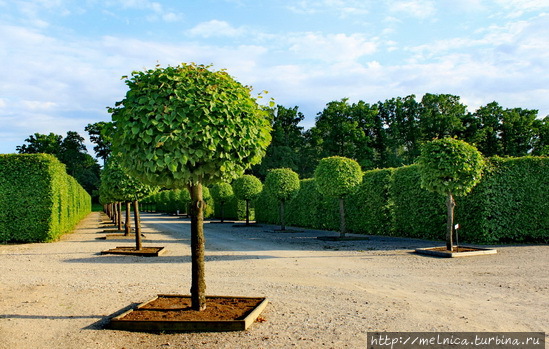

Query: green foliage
left=0, top=154, right=91, bottom=243
left=347, top=168, right=396, bottom=235
left=232, top=175, right=263, bottom=201
left=100, top=157, right=157, bottom=203
left=389, top=164, right=447, bottom=240
left=109, top=63, right=272, bottom=189
left=457, top=157, right=549, bottom=243
left=264, top=168, right=300, bottom=201
left=314, top=156, right=363, bottom=198
left=210, top=182, right=233, bottom=204
left=418, top=138, right=485, bottom=197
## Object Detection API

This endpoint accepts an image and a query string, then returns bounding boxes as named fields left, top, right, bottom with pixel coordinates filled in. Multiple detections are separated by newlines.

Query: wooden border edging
left=415, top=246, right=497, bottom=258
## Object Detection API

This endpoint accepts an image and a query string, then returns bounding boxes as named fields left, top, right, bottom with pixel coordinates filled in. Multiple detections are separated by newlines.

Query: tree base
left=108, top=295, right=268, bottom=332
left=415, top=246, right=497, bottom=258
left=100, top=246, right=165, bottom=257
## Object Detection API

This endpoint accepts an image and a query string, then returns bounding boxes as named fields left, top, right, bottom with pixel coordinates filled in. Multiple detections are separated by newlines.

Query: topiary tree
left=109, top=63, right=271, bottom=311
left=314, top=156, right=363, bottom=238
left=264, top=168, right=300, bottom=231
left=210, top=182, right=233, bottom=223
left=232, top=175, right=263, bottom=226
left=418, top=138, right=485, bottom=250
left=100, top=156, right=157, bottom=250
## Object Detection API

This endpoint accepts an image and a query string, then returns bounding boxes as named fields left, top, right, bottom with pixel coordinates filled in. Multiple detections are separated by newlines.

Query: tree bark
left=339, top=197, right=346, bottom=238
left=189, top=184, right=206, bottom=311
left=117, top=202, right=122, bottom=231
left=446, top=193, right=455, bottom=251
left=133, top=200, right=142, bottom=251
left=124, top=201, right=131, bottom=236
left=280, top=200, right=286, bottom=231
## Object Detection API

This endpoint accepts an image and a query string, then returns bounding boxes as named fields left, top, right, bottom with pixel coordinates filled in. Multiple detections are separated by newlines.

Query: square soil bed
left=108, top=295, right=268, bottom=332
left=100, top=246, right=165, bottom=257
left=415, top=246, right=497, bottom=258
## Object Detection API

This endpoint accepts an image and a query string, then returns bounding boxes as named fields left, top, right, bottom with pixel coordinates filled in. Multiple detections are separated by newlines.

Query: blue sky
left=1, top=0, right=548, bottom=155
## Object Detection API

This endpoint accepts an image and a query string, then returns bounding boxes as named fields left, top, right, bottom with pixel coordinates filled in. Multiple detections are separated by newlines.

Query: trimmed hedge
left=347, top=168, right=395, bottom=236
left=255, top=156, right=548, bottom=244
left=0, top=154, right=91, bottom=243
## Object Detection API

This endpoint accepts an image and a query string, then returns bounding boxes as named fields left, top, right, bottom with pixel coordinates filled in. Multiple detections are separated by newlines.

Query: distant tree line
left=251, top=93, right=549, bottom=178
left=16, top=131, right=101, bottom=198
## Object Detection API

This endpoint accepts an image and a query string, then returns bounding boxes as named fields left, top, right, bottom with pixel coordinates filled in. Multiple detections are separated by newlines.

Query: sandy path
left=0, top=212, right=547, bottom=348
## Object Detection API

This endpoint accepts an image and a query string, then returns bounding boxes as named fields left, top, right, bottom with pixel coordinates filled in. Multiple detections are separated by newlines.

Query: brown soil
left=121, top=296, right=263, bottom=321
left=100, top=246, right=164, bottom=256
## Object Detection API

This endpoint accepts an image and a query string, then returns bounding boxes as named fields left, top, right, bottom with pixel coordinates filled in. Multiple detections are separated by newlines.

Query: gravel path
left=0, top=212, right=547, bottom=349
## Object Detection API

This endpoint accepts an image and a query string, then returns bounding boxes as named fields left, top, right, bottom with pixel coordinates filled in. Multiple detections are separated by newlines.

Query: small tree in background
left=100, top=157, right=157, bottom=250
left=314, top=156, right=363, bottom=238
left=232, top=175, right=263, bottom=226
left=210, top=182, right=233, bottom=223
left=264, top=168, right=300, bottom=231
left=109, top=63, right=271, bottom=311
left=418, top=138, right=485, bottom=250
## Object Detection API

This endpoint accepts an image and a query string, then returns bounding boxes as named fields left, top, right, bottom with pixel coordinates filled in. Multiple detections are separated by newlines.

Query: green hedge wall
left=347, top=168, right=396, bottom=236
left=254, top=156, right=548, bottom=244
left=0, top=154, right=91, bottom=243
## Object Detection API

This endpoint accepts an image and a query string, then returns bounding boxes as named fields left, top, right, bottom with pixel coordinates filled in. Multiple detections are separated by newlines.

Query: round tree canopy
left=232, top=174, right=263, bottom=201
left=100, top=157, right=157, bottom=202
left=418, top=138, right=485, bottom=196
left=109, top=63, right=272, bottom=189
left=210, top=182, right=234, bottom=203
left=314, top=156, right=363, bottom=198
left=264, top=168, right=300, bottom=201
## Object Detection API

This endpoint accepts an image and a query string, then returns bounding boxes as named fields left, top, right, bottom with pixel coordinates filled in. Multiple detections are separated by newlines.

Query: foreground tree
left=232, top=175, right=263, bottom=226
left=417, top=138, right=485, bottom=250
left=314, top=156, right=362, bottom=238
left=109, top=63, right=271, bottom=310
left=264, top=168, right=300, bottom=231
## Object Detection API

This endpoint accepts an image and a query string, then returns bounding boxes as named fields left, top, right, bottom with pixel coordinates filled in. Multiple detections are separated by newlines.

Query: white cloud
left=493, top=0, right=549, bottom=17
left=286, top=0, right=370, bottom=17
left=187, top=20, right=246, bottom=38
left=388, top=0, right=436, bottom=19
left=288, top=33, right=377, bottom=63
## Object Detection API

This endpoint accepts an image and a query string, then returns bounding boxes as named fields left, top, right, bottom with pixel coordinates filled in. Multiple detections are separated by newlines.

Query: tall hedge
left=255, top=156, right=548, bottom=244
left=0, top=154, right=91, bottom=243
left=347, top=168, right=395, bottom=236
left=457, top=157, right=548, bottom=243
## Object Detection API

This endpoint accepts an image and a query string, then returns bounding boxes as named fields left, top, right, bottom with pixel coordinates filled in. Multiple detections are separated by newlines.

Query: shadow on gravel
left=83, top=303, right=141, bottom=330
left=63, top=254, right=279, bottom=264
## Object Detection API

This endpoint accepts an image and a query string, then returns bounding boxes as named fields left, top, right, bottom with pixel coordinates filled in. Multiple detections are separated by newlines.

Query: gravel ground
left=0, top=212, right=547, bottom=349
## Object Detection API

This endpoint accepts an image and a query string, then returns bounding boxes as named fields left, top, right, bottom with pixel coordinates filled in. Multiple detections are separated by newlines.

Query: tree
left=109, top=63, right=271, bottom=311
left=210, top=182, right=233, bottom=223
left=532, top=116, right=549, bottom=156
left=264, top=168, right=300, bottom=231
left=100, top=157, right=157, bottom=249
left=417, top=138, right=485, bottom=250
left=251, top=105, right=306, bottom=178
left=232, top=175, right=263, bottom=226
left=419, top=93, right=467, bottom=141
left=85, top=121, right=113, bottom=162
left=314, top=156, right=363, bottom=238
left=16, top=133, right=62, bottom=155
left=500, top=107, right=538, bottom=156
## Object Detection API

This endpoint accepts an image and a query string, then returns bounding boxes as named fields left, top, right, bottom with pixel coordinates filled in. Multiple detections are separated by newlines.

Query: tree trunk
left=133, top=200, right=142, bottom=251
left=245, top=199, right=250, bottom=226
left=280, top=200, right=286, bottom=231
left=124, top=201, right=131, bottom=236
left=339, top=197, right=346, bottom=238
left=189, top=184, right=206, bottom=311
left=117, top=202, right=122, bottom=231
left=446, top=193, right=455, bottom=251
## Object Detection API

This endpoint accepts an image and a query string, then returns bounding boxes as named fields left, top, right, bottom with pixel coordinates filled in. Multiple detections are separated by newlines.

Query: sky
left=1, top=0, right=548, bottom=156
